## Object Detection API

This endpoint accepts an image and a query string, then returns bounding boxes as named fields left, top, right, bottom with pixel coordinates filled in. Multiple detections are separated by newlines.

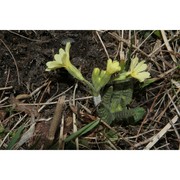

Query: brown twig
left=48, top=96, right=66, bottom=143
left=161, top=30, right=177, bottom=63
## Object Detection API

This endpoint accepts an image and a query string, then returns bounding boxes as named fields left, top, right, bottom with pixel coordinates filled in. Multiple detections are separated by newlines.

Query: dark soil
left=0, top=31, right=106, bottom=94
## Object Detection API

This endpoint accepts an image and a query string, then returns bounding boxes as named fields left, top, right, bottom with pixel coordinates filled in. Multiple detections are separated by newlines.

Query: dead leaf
left=10, top=94, right=38, bottom=118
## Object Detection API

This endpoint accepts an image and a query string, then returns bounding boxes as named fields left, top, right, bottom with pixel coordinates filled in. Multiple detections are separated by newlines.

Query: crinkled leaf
left=114, top=107, right=145, bottom=123
left=133, top=107, right=146, bottom=122
left=98, top=106, right=115, bottom=124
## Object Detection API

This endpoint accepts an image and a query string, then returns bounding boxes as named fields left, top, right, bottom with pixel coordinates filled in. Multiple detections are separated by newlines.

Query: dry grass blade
left=157, top=66, right=177, bottom=79
left=133, top=137, right=153, bottom=149
left=167, top=91, right=180, bottom=148
left=144, top=115, right=179, bottom=150
left=155, top=89, right=180, bottom=125
left=167, top=92, right=180, bottom=117
left=8, top=96, right=93, bottom=107
left=132, top=31, right=155, bottom=56
left=96, top=31, right=109, bottom=59
left=171, top=79, right=180, bottom=89
left=0, top=97, right=9, bottom=104
left=136, top=86, right=164, bottom=140
left=72, top=83, right=79, bottom=149
left=161, top=30, right=177, bottom=63
left=30, top=81, right=49, bottom=97
left=0, top=86, right=13, bottom=91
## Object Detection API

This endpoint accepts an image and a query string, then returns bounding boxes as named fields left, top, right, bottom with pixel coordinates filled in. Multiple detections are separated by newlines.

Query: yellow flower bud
left=106, top=59, right=121, bottom=75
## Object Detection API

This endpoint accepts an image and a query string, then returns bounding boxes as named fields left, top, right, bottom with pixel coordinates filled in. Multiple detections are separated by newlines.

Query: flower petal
left=65, top=42, right=71, bottom=60
left=106, top=59, right=121, bottom=75
left=130, top=57, right=139, bottom=71
left=46, top=61, right=64, bottom=71
left=134, top=61, right=147, bottom=72
left=133, top=72, right=150, bottom=82
left=59, top=48, right=65, bottom=55
left=54, top=54, right=63, bottom=63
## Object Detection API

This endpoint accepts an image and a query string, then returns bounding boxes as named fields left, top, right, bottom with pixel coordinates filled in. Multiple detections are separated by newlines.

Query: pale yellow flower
left=46, top=43, right=71, bottom=71
left=46, top=42, right=84, bottom=81
left=127, top=57, right=150, bottom=82
left=106, top=59, right=121, bottom=75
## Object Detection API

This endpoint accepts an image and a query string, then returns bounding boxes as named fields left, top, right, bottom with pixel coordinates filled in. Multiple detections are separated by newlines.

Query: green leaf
left=64, top=119, right=100, bottom=143
left=98, top=106, right=115, bottom=124
left=101, top=86, right=113, bottom=107
left=133, top=107, right=146, bottom=122
left=7, top=125, right=25, bottom=150
left=114, top=108, right=134, bottom=121
left=140, top=78, right=157, bottom=88
left=114, top=107, right=146, bottom=123
left=98, top=85, right=133, bottom=124
left=113, top=89, right=133, bottom=107
left=153, top=30, right=162, bottom=39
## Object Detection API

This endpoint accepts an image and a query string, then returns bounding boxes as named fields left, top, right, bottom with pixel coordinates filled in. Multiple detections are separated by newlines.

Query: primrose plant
left=46, top=42, right=122, bottom=105
left=46, top=42, right=150, bottom=124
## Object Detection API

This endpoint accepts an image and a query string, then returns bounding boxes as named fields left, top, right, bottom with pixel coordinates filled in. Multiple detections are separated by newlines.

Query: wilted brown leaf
left=10, top=94, right=38, bottom=118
